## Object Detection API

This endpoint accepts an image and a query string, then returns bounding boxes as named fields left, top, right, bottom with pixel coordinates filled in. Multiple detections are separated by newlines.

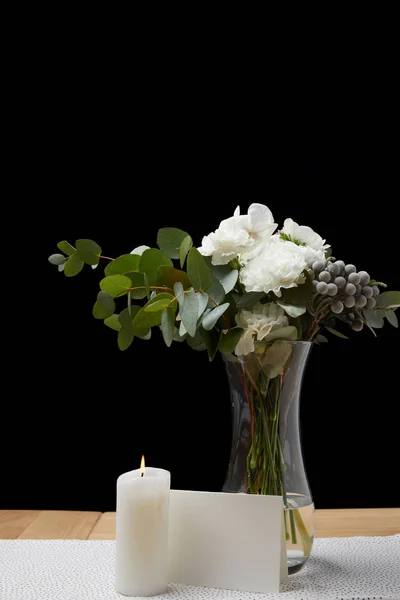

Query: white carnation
left=282, top=218, right=329, bottom=264
left=240, top=236, right=307, bottom=297
left=198, top=204, right=277, bottom=265
left=235, top=302, right=288, bottom=356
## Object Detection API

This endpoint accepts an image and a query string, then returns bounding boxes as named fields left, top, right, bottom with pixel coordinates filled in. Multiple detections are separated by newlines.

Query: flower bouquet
left=49, top=204, right=399, bottom=570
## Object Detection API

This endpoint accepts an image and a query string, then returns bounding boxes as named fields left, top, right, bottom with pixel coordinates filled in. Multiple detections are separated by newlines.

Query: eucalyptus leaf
left=105, top=254, right=140, bottom=276
left=262, top=341, right=293, bottom=378
left=187, top=248, right=213, bottom=292
left=236, top=292, right=265, bottom=308
left=117, top=327, right=134, bottom=351
left=180, top=291, right=199, bottom=337
left=48, top=254, right=66, bottom=266
left=100, top=275, right=132, bottom=297
left=144, top=293, right=176, bottom=313
left=93, top=291, right=116, bottom=319
left=186, top=329, right=206, bottom=351
left=315, top=334, right=328, bottom=343
left=104, top=314, right=121, bottom=331
left=179, top=235, right=193, bottom=268
left=375, top=291, right=400, bottom=310
left=218, top=328, right=244, bottom=354
left=132, top=302, right=164, bottom=330
left=161, top=307, right=175, bottom=347
left=196, top=292, right=209, bottom=319
left=281, top=271, right=313, bottom=304
left=157, top=228, right=190, bottom=259
left=276, top=301, right=307, bottom=318
left=58, top=263, right=65, bottom=272
left=127, top=271, right=147, bottom=299
left=179, top=320, right=187, bottom=336
left=173, top=328, right=187, bottom=342
left=200, top=328, right=221, bottom=361
left=157, top=266, right=191, bottom=290
left=139, top=249, right=173, bottom=285
left=76, top=239, right=102, bottom=265
left=363, top=309, right=385, bottom=329
left=265, top=326, right=298, bottom=342
left=64, top=253, right=84, bottom=277
left=385, top=310, right=398, bottom=328
left=207, top=275, right=225, bottom=308
left=202, top=302, right=230, bottom=331
left=325, top=326, right=349, bottom=339
left=212, top=265, right=239, bottom=293
left=174, top=282, right=184, bottom=309
left=57, top=241, right=76, bottom=256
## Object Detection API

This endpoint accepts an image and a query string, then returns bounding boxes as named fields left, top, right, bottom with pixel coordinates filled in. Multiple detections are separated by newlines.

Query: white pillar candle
left=115, top=459, right=170, bottom=597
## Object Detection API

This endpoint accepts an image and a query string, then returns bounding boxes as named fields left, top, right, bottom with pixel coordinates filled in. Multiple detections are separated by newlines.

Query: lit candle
left=115, top=456, right=171, bottom=597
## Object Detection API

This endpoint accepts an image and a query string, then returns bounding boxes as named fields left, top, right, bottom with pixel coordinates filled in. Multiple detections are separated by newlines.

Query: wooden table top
left=0, top=508, right=399, bottom=541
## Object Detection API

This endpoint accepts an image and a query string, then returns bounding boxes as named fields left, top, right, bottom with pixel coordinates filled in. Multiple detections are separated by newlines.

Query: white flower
left=130, top=245, right=150, bottom=255
left=240, top=236, right=307, bottom=297
left=198, top=204, right=277, bottom=265
left=281, top=218, right=329, bottom=264
left=235, top=302, right=288, bottom=355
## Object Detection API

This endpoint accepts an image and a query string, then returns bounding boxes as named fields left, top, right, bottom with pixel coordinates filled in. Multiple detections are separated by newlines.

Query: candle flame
left=140, top=455, right=145, bottom=477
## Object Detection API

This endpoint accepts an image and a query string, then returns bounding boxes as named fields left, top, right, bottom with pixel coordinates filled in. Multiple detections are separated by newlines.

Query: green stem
left=289, top=507, right=297, bottom=545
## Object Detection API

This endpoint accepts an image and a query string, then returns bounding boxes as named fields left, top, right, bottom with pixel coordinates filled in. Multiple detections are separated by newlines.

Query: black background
left=3, top=52, right=399, bottom=512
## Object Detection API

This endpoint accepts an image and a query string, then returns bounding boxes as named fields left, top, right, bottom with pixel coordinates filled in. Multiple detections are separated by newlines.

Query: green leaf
left=93, top=291, right=116, bottom=319
left=48, top=253, right=66, bottom=266
left=262, top=341, right=293, bottom=378
left=235, top=292, right=265, bottom=309
left=187, top=248, right=213, bottom=292
left=186, top=328, right=206, bottom=351
left=174, top=282, right=184, bottom=309
left=281, top=271, right=313, bottom=304
left=118, top=327, right=134, bottom=351
left=375, top=291, right=400, bottom=310
left=385, top=310, right=398, bottom=328
left=200, top=328, right=221, bottom=361
left=218, top=328, right=244, bottom=354
left=181, top=291, right=199, bottom=337
left=132, top=302, right=164, bottom=330
left=76, top=239, right=102, bottom=265
left=315, top=334, right=328, bottom=343
left=207, top=275, right=225, bottom=308
left=104, top=314, right=121, bottom=331
left=100, top=275, right=132, bottom=298
left=58, top=263, right=65, bottom=272
left=363, top=309, right=385, bottom=329
left=212, top=265, right=238, bottom=294
left=161, top=307, right=175, bottom=347
left=202, top=302, right=230, bottom=330
left=157, top=228, right=190, bottom=259
left=127, top=271, right=147, bottom=299
left=325, top=326, right=349, bottom=339
left=144, top=293, right=176, bottom=313
left=157, top=266, right=191, bottom=290
left=64, top=253, right=84, bottom=277
left=276, top=301, right=307, bottom=318
left=180, top=235, right=193, bottom=268
left=266, top=326, right=298, bottom=342
left=139, top=249, right=173, bottom=285
left=57, top=241, right=76, bottom=256
left=196, top=292, right=209, bottom=319
left=105, top=254, right=140, bottom=276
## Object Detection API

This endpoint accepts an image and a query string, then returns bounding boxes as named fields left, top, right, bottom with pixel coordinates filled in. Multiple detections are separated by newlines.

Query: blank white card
left=168, top=490, right=288, bottom=594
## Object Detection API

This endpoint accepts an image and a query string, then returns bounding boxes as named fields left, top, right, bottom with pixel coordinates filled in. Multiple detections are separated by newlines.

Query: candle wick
left=141, top=472, right=144, bottom=478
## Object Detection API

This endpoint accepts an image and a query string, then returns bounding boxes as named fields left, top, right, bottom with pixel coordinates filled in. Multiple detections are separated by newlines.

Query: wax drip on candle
left=140, top=455, right=145, bottom=477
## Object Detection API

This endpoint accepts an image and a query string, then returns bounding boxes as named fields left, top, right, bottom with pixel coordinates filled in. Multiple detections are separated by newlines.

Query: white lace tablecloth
left=0, top=536, right=399, bottom=600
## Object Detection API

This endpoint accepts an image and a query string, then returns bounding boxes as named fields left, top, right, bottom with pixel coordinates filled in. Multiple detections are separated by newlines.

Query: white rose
left=240, top=236, right=307, bottom=297
left=235, top=302, right=289, bottom=356
left=130, top=245, right=150, bottom=255
left=281, top=218, right=329, bottom=264
left=198, top=204, right=277, bottom=265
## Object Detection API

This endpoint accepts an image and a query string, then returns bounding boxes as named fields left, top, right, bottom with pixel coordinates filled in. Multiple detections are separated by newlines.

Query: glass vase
left=222, top=340, right=315, bottom=575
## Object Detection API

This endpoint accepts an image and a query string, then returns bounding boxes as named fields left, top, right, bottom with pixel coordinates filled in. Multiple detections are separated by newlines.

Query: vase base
left=287, top=550, right=309, bottom=575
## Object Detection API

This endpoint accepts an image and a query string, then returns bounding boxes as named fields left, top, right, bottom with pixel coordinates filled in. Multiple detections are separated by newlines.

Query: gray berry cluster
left=309, top=258, right=380, bottom=331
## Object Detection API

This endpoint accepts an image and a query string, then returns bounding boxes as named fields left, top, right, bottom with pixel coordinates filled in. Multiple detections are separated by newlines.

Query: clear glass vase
left=222, top=340, right=315, bottom=575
